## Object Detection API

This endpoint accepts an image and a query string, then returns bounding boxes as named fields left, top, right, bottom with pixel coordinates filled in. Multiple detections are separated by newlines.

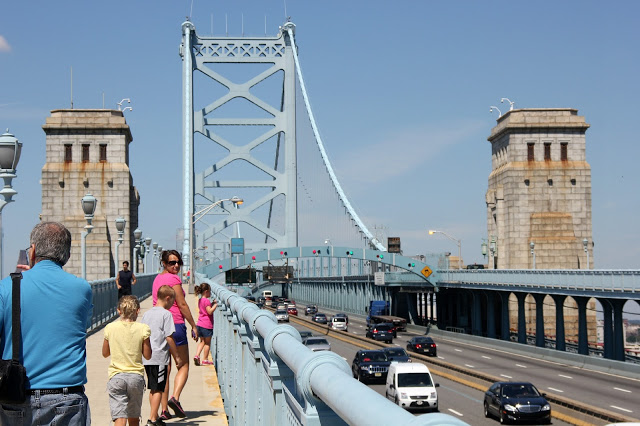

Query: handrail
left=208, top=277, right=467, bottom=425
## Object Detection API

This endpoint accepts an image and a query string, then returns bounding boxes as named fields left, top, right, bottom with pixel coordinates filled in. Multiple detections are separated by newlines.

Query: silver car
left=304, top=337, right=331, bottom=352
left=275, top=309, right=289, bottom=322
left=330, top=316, right=348, bottom=332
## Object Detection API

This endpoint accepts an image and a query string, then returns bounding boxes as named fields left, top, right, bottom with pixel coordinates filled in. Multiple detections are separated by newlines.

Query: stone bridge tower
left=41, top=109, right=140, bottom=281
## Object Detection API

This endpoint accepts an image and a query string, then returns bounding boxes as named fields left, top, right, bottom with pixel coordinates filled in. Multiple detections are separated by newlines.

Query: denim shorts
left=197, top=326, right=213, bottom=338
left=174, top=323, right=188, bottom=346
left=107, top=373, right=145, bottom=420
left=0, top=388, right=90, bottom=425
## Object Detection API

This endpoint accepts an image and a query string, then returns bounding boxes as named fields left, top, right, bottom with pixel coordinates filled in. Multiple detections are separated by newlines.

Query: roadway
left=285, top=306, right=639, bottom=425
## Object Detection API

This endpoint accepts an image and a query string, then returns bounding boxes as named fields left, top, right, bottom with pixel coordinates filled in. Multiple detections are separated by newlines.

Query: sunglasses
left=167, top=260, right=183, bottom=266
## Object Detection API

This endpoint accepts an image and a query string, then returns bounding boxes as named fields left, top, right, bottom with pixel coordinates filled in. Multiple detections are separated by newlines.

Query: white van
left=330, top=316, right=348, bottom=332
left=386, top=362, right=439, bottom=411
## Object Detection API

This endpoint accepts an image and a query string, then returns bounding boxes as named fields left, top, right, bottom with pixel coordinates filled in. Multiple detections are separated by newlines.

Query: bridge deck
left=85, top=291, right=228, bottom=425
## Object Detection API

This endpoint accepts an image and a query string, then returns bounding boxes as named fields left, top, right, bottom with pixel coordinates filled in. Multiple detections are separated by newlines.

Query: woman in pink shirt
left=193, top=283, right=218, bottom=366
left=152, top=250, right=198, bottom=420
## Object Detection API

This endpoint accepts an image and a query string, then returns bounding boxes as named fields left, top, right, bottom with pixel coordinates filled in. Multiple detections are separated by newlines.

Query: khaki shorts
left=107, top=373, right=145, bottom=420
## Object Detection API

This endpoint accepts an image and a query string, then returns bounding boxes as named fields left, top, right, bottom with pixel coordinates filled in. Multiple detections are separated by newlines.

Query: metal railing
left=208, top=279, right=468, bottom=426
left=88, top=274, right=156, bottom=333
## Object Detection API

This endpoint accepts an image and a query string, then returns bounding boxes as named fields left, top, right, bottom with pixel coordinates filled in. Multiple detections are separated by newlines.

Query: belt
left=29, top=385, right=84, bottom=395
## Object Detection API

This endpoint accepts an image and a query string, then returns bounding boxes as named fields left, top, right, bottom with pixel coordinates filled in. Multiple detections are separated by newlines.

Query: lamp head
left=153, top=242, right=158, bottom=250
left=133, top=228, right=142, bottom=240
left=428, top=230, right=436, bottom=235
left=115, top=217, right=126, bottom=233
left=231, top=196, right=243, bottom=206
left=0, top=129, right=22, bottom=171
left=145, top=237, right=152, bottom=246
left=81, top=193, right=97, bottom=218
left=530, top=241, right=535, bottom=250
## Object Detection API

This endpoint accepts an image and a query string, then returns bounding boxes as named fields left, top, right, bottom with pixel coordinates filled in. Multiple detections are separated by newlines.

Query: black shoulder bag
left=0, top=272, right=28, bottom=403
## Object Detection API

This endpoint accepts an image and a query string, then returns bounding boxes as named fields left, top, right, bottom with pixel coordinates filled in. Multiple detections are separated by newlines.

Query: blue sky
left=0, top=1, right=639, bottom=274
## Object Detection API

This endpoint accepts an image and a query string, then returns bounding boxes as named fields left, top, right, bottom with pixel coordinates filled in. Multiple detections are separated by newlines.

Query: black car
left=366, top=323, right=394, bottom=344
left=311, top=313, right=327, bottom=324
left=406, top=336, right=437, bottom=356
left=483, top=381, right=551, bottom=424
left=305, top=305, right=318, bottom=316
left=351, top=350, right=390, bottom=383
left=381, top=347, right=411, bottom=363
left=299, top=330, right=313, bottom=340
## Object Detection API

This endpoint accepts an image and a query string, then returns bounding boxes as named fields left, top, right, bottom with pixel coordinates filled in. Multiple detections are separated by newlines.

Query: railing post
left=263, top=325, right=298, bottom=425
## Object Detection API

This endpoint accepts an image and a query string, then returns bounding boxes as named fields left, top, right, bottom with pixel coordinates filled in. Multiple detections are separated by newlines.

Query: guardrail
left=207, top=278, right=468, bottom=426
left=87, top=274, right=156, bottom=333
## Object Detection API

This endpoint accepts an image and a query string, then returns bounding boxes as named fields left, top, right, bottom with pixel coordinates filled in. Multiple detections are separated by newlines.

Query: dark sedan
left=311, top=313, right=327, bottom=324
left=351, top=350, right=390, bottom=383
left=406, top=336, right=437, bottom=356
left=305, top=305, right=318, bottom=316
left=483, top=381, right=551, bottom=424
left=382, top=347, right=411, bottom=363
left=366, top=323, right=393, bottom=344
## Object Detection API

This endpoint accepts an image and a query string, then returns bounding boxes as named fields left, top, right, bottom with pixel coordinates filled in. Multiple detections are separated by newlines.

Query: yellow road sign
left=421, top=266, right=432, bottom=278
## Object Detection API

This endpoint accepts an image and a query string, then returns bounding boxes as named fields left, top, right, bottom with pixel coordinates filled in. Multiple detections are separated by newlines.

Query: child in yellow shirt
left=103, top=295, right=152, bottom=426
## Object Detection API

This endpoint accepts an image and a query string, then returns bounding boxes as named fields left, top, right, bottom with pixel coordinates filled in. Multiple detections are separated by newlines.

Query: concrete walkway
left=85, top=291, right=228, bottom=425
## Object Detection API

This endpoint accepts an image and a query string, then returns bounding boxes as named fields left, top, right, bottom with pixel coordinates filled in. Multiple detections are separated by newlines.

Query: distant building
left=41, top=109, right=140, bottom=280
left=485, top=108, right=595, bottom=343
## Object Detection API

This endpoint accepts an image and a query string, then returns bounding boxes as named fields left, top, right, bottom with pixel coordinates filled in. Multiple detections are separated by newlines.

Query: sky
left=0, top=1, right=639, bottom=275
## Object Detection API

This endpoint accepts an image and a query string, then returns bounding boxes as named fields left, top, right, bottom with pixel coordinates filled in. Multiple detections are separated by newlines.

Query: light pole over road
left=0, top=129, right=22, bottom=279
left=429, top=229, right=462, bottom=269
left=80, top=193, right=97, bottom=280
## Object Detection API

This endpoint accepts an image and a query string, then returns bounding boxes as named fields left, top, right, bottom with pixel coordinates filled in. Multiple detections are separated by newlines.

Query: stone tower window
left=99, top=144, right=107, bottom=163
left=527, top=143, right=535, bottom=162
left=561, top=142, right=568, bottom=161
left=544, top=143, right=551, bottom=161
left=82, top=144, right=90, bottom=163
left=64, top=144, right=72, bottom=163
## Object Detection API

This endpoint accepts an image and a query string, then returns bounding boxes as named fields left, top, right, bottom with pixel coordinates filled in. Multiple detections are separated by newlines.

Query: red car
left=287, top=306, right=298, bottom=316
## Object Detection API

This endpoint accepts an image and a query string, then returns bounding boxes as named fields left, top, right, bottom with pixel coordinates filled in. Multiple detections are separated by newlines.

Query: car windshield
left=375, top=324, right=392, bottom=331
left=502, top=384, right=540, bottom=398
left=333, top=318, right=346, bottom=323
left=275, top=310, right=287, bottom=314
left=316, top=314, right=326, bottom=318
left=413, top=338, right=430, bottom=344
left=385, top=349, right=407, bottom=357
left=361, top=352, right=387, bottom=362
left=398, top=373, right=432, bottom=388
left=306, top=338, right=329, bottom=345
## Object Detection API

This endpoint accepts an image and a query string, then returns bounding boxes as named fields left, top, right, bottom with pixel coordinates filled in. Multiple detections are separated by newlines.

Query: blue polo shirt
left=0, top=260, right=93, bottom=389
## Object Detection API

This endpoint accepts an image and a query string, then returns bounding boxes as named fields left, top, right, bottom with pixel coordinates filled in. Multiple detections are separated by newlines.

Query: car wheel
left=394, top=396, right=399, bottom=406
left=484, top=402, right=490, bottom=418
left=387, top=340, right=392, bottom=344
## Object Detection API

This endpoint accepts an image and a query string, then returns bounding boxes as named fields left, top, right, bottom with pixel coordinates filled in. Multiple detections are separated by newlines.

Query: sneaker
left=201, top=360, right=213, bottom=365
left=168, top=396, right=186, bottom=418
left=193, top=355, right=200, bottom=366
left=158, top=410, right=172, bottom=421
left=146, top=419, right=166, bottom=426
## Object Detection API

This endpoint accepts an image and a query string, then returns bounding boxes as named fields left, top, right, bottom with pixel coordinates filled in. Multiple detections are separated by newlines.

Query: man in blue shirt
left=0, top=222, right=93, bottom=425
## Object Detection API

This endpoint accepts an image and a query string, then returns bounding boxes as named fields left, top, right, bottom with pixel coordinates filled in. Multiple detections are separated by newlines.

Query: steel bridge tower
left=181, top=20, right=298, bottom=272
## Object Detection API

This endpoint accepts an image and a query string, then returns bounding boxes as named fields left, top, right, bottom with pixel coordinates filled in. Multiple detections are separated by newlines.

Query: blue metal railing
left=207, top=278, right=468, bottom=426
left=88, top=274, right=156, bottom=332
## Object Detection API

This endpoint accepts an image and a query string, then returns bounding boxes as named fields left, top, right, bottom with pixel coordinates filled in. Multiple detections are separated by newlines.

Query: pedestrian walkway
left=85, top=291, right=228, bottom=425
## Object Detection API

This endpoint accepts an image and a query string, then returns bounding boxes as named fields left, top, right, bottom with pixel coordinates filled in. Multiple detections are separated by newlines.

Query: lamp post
left=428, top=230, right=462, bottom=269
left=583, top=238, right=589, bottom=269
left=114, top=217, right=126, bottom=276
left=489, top=236, right=497, bottom=269
left=530, top=241, right=536, bottom=270
left=481, top=239, right=488, bottom=260
left=80, top=193, right=97, bottom=280
left=145, top=237, right=152, bottom=273
left=0, top=129, right=22, bottom=278
left=152, top=241, right=158, bottom=272
left=190, top=196, right=243, bottom=292
left=133, top=228, right=142, bottom=274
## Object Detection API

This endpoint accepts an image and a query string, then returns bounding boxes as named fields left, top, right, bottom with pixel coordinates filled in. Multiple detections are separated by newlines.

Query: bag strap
left=10, top=272, right=22, bottom=362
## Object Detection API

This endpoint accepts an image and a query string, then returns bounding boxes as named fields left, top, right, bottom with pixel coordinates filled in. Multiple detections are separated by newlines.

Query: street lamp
left=190, top=196, right=243, bottom=292
left=0, top=129, right=22, bottom=278
left=530, top=241, right=536, bottom=270
left=152, top=241, right=158, bottom=272
left=428, top=230, right=462, bottom=269
left=481, top=240, right=488, bottom=259
left=145, top=237, right=152, bottom=273
left=133, top=228, right=142, bottom=274
left=80, top=193, right=97, bottom=280
left=583, top=238, right=590, bottom=269
left=114, top=217, right=126, bottom=276
left=489, top=236, right=497, bottom=269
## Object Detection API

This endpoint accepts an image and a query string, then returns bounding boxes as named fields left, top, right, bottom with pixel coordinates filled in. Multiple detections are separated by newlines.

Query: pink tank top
left=152, top=273, right=185, bottom=324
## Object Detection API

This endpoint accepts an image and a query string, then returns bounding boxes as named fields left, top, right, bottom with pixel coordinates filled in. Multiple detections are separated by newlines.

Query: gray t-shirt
left=141, top=306, right=175, bottom=366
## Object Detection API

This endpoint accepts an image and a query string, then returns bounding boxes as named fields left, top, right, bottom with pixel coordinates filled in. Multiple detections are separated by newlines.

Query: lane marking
left=548, top=387, right=564, bottom=393
left=500, top=374, right=512, bottom=379
left=481, top=355, right=491, bottom=359
left=614, top=387, right=631, bottom=393
left=448, top=409, right=464, bottom=417
left=437, top=356, right=445, bottom=360
left=454, top=349, right=462, bottom=352
left=464, top=364, right=475, bottom=369
left=610, top=405, right=633, bottom=413
left=515, top=364, right=527, bottom=368
left=558, top=374, right=573, bottom=379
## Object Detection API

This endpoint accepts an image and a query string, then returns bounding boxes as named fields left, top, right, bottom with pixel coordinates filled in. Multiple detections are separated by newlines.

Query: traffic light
left=346, top=250, right=353, bottom=256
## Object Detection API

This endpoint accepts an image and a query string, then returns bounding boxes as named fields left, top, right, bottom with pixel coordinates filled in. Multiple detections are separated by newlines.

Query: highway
left=285, top=306, right=639, bottom=425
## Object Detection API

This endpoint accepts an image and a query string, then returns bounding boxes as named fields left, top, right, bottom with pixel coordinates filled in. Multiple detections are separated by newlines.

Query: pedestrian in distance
left=141, top=285, right=184, bottom=426
left=193, top=283, right=217, bottom=366
left=102, top=295, right=152, bottom=426
left=0, top=221, right=93, bottom=425
left=116, top=260, right=136, bottom=300
left=152, top=250, right=198, bottom=420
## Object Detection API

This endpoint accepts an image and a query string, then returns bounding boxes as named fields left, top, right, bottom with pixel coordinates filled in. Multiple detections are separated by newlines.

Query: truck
left=366, top=301, right=407, bottom=333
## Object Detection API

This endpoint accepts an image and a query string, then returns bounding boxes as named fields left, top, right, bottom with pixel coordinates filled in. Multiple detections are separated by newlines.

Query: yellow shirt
left=104, top=320, right=151, bottom=379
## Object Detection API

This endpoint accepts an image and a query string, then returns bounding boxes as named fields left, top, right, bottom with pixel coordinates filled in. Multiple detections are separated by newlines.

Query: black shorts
left=144, top=365, right=168, bottom=392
